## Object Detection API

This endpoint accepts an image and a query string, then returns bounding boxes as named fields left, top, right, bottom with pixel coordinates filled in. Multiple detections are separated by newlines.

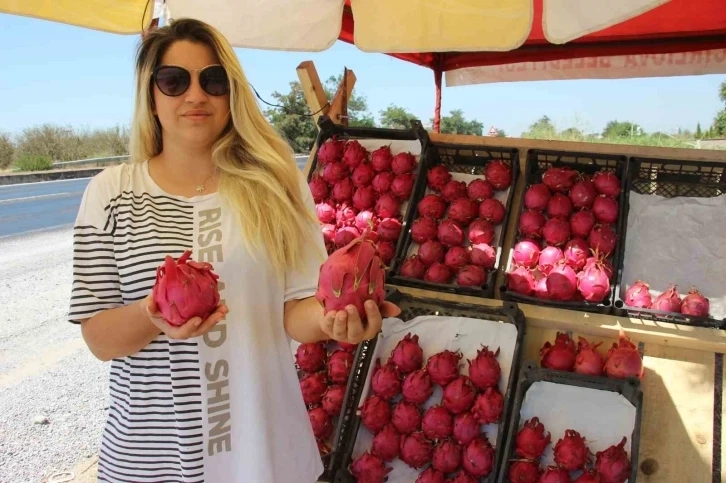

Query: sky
left=1, top=14, right=724, bottom=138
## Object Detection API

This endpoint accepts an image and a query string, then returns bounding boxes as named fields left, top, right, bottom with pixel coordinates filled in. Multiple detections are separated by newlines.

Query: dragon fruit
left=391, top=400, right=422, bottom=434
left=575, top=337, right=605, bottom=376
left=352, top=162, right=375, bottom=188
left=570, top=209, right=597, bottom=238
left=335, top=202, right=356, bottom=226
left=416, top=467, right=446, bottom=483
left=462, top=436, right=495, bottom=477
left=441, top=180, right=468, bottom=202
left=448, top=198, right=478, bottom=225
left=467, top=178, right=494, bottom=201
left=570, top=177, right=598, bottom=209
left=594, top=437, right=631, bottom=483
left=350, top=452, right=392, bottom=483
left=401, top=255, right=426, bottom=279
left=371, top=423, right=401, bottom=461
left=681, top=287, right=710, bottom=317
left=377, top=217, right=402, bottom=242
left=372, top=172, right=395, bottom=193
left=334, top=225, right=361, bottom=248
left=372, top=359, right=402, bottom=400
left=515, top=417, right=551, bottom=459
left=485, top=160, right=512, bottom=190
left=469, top=243, right=496, bottom=269
left=507, top=266, right=536, bottom=295
left=339, top=342, right=358, bottom=352
left=432, top=440, right=463, bottom=473
left=317, top=136, right=345, bottom=165
left=524, top=183, right=552, bottom=211
left=152, top=250, right=220, bottom=327
left=592, top=171, right=621, bottom=198
left=624, top=280, right=652, bottom=308
left=315, top=231, right=385, bottom=320
left=574, top=469, right=603, bottom=482
left=445, top=246, right=471, bottom=271
left=375, top=193, right=401, bottom=219
left=471, top=387, right=503, bottom=424
left=585, top=252, right=614, bottom=280
left=537, top=246, right=564, bottom=275
left=295, top=342, right=326, bottom=373
left=542, top=217, right=571, bottom=247
left=343, top=139, right=368, bottom=169
left=589, top=224, right=617, bottom=256
left=323, top=161, right=347, bottom=184
left=422, top=405, right=454, bottom=440
left=546, top=261, right=578, bottom=301
left=402, top=369, right=434, bottom=404
left=457, top=265, right=486, bottom=287
left=354, top=210, right=377, bottom=232
left=425, top=262, right=453, bottom=284
left=547, top=193, right=574, bottom=219
left=309, top=407, right=333, bottom=439
left=309, top=175, right=329, bottom=203
left=564, top=238, right=590, bottom=270
left=353, top=186, right=376, bottom=211
left=411, top=217, right=439, bottom=244
left=399, top=432, right=434, bottom=469
left=300, top=372, right=328, bottom=406
left=426, top=350, right=462, bottom=386
left=468, top=346, right=501, bottom=390
left=359, top=395, right=391, bottom=434
left=371, top=145, right=393, bottom=172
left=507, top=460, right=541, bottom=483
left=452, top=412, right=480, bottom=446
left=543, top=166, right=578, bottom=193
left=604, top=332, right=643, bottom=379
left=428, top=165, right=452, bottom=191
left=577, top=259, right=611, bottom=303
left=554, top=429, right=589, bottom=471
left=389, top=334, right=422, bottom=374
left=534, top=276, right=550, bottom=299
left=539, top=465, right=571, bottom=483
left=391, top=152, right=416, bottom=174
left=651, top=284, right=682, bottom=313
left=328, top=349, right=354, bottom=384
left=513, top=239, right=541, bottom=268
left=478, top=198, right=506, bottom=224
left=540, top=332, right=577, bottom=371
left=437, top=220, right=465, bottom=247
left=593, top=195, right=619, bottom=224
left=418, top=240, right=446, bottom=266
left=519, top=209, right=547, bottom=238
left=322, top=384, right=346, bottom=416
left=468, top=219, right=495, bottom=245
left=321, top=224, right=336, bottom=246
left=418, top=194, right=448, bottom=219
left=392, top=173, right=415, bottom=200
left=378, top=240, right=395, bottom=266
left=448, top=470, right=477, bottom=483
left=443, top=376, right=477, bottom=414
left=318, top=440, right=331, bottom=457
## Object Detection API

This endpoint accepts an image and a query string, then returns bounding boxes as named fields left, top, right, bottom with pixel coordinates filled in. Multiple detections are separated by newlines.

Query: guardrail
left=48, top=154, right=311, bottom=170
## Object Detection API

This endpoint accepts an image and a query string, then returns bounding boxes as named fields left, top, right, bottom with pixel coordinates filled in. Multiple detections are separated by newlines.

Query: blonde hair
left=130, top=18, right=322, bottom=280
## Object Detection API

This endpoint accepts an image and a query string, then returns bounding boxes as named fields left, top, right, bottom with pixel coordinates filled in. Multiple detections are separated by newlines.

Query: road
left=0, top=156, right=310, bottom=238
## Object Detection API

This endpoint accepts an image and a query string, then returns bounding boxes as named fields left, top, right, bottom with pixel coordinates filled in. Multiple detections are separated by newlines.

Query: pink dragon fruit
left=399, top=432, right=434, bottom=469
left=391, top=173, right=415, bottom=200
left=432, top=439, right=462, bottom=473
left=457, top=265, right=487, bottom=287
left=471, top=387, right=503, bottom=424
left=334, top=225, right=361, bottom=249
left=343, top=139, right=368, bottom=169
left=371, top=145, right=393, bottom=172
left=441, top=180, right=468, bottom=203
left=372, top=172, right=395, bottom=193
left=350, top=452, right=392, bottom=483
left=375, top=193, right=401, bottom=219
left=428, top=165, right=452, bottom=192
left=401, top=255, right=426, bottom=279
left=300, top=371, right=328, bottom=406
left=391, top=152, right=417, bottom=174
left=467, top=178, right=494, bottom=201
left=470, top=243, right=496, bottom=269
left=452, top=412, right=480, bottom=446
left=371, top=423, right=401, bottom=461
left=411, top=217, right=439, bottom=244
left=377, top=217, right=402, bottom=242
left=391, top=333, right=424, bottom=374
left=352, top=162, right=375, bottom=188
left=308, top=175, right=329, bottom=203
left=462, top=436, right=495, bottom=477
left=468, top=219, right=495, bottom=245
left=418, top=194, right=448, bottom=219
left=391, top=400, right=422, bottom=434
left=371, top=359, right=401, bottom=400
left=359, top=395, right=391, bottom=434
left=416, top=467, right=446, bottom=483
left=443, top=375, right=477, bottom=414
left=317, top=136, right=345, bottom=165
left=322, top=384, right=346, bottom=416
left=152, top=250, right=220, bottom=327
left=355, top=210, right=379, bottom=233
left=295, top=342, right=326, bottom=373
left=445, top=246, right=471, bottom=271
left=323, top=161, right=347, bottom=185
left=422, top=405, right=453, bottom=440
left=468, top=346, right=501, bottom=390
left=426, top=350, right=462, bottom=386
left=515, top=417, right=551, bottom=459
left=328, top=349, right=353, bottom=384
left=402, top=369, right=434, bottom=404
left=309, top=407, right=333, bottom=439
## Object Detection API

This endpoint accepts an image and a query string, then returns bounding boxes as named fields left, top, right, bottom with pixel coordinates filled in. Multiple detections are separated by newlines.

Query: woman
left=68, top=18, right=399, bottom=482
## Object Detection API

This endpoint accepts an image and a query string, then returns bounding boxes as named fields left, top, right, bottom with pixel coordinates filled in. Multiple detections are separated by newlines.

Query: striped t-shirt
left=68, top=160, right=326, bottom=482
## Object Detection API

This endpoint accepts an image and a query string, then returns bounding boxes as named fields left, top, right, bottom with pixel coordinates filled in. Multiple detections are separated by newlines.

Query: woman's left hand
left=320, top=300, right=401, bottom=345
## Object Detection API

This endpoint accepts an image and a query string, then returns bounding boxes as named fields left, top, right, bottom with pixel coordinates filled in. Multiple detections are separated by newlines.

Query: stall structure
left=2, top=1, right=726, bottom=482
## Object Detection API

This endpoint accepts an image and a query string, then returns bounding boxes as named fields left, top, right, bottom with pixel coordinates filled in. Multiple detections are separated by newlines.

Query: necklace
left=195, top=170, right=218, bottom=193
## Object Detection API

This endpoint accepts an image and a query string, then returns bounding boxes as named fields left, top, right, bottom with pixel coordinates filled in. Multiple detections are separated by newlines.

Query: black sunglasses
left=152, top=64, right=230, bottom=97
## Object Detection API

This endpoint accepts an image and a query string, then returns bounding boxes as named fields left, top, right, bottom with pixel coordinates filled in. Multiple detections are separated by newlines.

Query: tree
left=0, top=132, right=13, bottom=169
left=696, top=123, right=703, bottom=138
left=522, top=116, right=556, bottom=139
left=720, top=80, right=726, bottom=103
left=379, top=104, right=416, bottom=129
left=436, top=110, right=483, bottom=136
left=711, top=80, right=726, bottom=138
left=560, top=127, right=584, bottom=140
left=602, top=120, right=644, bottom=139
left=496, top=129, right=507, bottom=137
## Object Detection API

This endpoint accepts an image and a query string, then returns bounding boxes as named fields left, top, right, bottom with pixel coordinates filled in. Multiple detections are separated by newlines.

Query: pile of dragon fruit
left=310, top=136, right=419, bottom=264
left=623, top=281, right=711, bottom=318
left=349, top=333, right=506, bottom=483
left=398, top=160, right=513, bottom=288
left=296, top=340, right=359, bottom=457
left=539, top=332, right=644, bottom=380
left=507, top=417, right=632, bottom=483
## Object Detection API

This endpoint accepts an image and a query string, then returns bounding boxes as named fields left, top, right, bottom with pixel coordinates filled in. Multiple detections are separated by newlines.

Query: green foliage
left=713, top=110, right=726, bottom=138
left=13, top=123, right=129, bottom=162
left=436, top=109, right=483, bottom=136
left=522, top=116, right=557, bottom=139
left=720, top=80, right=726, bottom=104
left=496, top=129, right=507, bottom=137
left=559, top=127, right=584, bottom=141
left=602, top=120, right=644, bottom=138
left=14, top=153, right=53, bottom=172
left=696, top=123, right=703, bottom=138
left=0, top=132, right=13, bottom=169
left=379, top=104, right=416, bottom=129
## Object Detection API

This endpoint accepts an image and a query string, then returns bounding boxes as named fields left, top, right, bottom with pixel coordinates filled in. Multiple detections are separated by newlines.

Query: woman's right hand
left=141, top=292, right=229, bottom=340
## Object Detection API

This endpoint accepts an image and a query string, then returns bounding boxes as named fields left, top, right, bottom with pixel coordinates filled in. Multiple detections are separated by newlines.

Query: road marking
left=0, top=338, right=87, bottom=390
left=0, top=191, right=84, bottom=204
left=0, top=176, right=92, bottom=188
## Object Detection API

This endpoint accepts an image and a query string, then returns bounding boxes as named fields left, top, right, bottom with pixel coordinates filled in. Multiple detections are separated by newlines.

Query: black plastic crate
left=388, top=140, right=520, bottom=299
left=613, top=156, right=726, bottom=328
left=307, top=115, right=428, bottom=267
left=499, top=148, right=629, bottom=314
left=333, top=287, right=527, bottom=483
left=497, top=363, right=643, bottom=483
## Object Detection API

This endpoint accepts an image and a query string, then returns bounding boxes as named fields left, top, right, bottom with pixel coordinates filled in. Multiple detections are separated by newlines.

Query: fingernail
left=337, top=313, right=345, bottom=322
left=346, top=306, right=355, bottom=314
left=194, top=319, right=202, bottom=326
left=365, top=300, right=375, bottom=309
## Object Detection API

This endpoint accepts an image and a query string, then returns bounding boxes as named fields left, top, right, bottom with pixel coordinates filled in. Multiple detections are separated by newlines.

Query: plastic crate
left=499, top=148, right=629, bottom=314
left=333, top=287, right=527, bottom=483
left=307, top=115, right=428, bottom=266
left=496, top=363, right=643, bottom=483
left=388, top=140, right=520, bottom=299
left=613, top=156, right=726, bottom=328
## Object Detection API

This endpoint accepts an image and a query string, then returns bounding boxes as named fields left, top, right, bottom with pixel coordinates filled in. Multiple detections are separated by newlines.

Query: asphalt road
left=0, top=156, right=310, bottom=238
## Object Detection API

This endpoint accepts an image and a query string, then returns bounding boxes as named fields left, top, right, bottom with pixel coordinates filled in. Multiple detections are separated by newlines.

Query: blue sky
left=1, top=14, right=724, bottom=137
